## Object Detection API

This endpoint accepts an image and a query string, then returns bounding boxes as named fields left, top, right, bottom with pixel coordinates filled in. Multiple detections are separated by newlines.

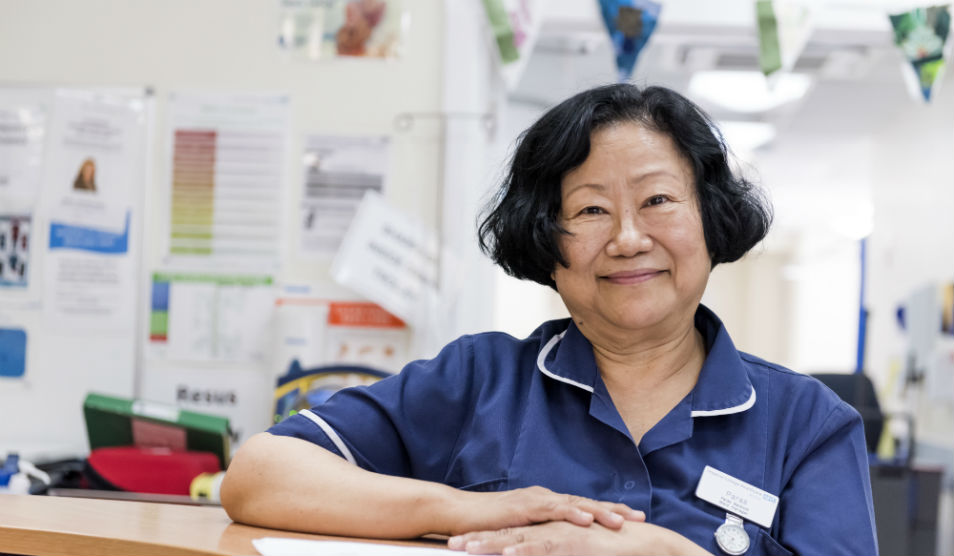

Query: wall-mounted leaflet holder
left=393, top=111, right=497, bottom=139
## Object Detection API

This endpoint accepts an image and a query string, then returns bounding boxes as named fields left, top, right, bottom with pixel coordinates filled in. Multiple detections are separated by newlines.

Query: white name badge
left=695, top=465, right=779, bottom=529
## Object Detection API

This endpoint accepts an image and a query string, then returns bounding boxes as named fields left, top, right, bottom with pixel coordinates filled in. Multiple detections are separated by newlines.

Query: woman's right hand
left=440, top=485, right=645, bottom=536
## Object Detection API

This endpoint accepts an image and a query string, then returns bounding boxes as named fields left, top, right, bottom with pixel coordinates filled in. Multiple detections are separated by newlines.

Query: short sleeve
left=267, top=335, right=478, bottom=482
left=776, top=403, right=879, bottom=555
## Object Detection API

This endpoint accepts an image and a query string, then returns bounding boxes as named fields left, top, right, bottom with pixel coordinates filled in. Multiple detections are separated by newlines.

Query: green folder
left=83, top=392, right=231, bottom=468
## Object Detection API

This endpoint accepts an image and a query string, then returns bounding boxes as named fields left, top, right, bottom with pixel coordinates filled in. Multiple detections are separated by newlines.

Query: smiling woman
left=554, top=124, right=710, bottom=353
left=221, top=84, right=878, bottom=556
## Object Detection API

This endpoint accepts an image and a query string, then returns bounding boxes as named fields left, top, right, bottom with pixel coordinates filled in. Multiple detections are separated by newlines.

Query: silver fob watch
left=714, top=513, right=749, bottom=555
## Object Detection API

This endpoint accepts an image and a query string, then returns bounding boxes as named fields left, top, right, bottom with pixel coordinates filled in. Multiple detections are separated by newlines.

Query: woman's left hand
left=447, top=519, right=711, bottom=556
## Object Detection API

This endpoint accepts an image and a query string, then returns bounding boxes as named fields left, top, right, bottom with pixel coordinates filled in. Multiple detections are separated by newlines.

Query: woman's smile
left=601, top=269, right=665, bottom=285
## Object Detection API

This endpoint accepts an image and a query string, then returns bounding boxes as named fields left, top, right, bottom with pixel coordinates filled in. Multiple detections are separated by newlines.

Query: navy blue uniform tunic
left=269, top=305, right=878, bottom=556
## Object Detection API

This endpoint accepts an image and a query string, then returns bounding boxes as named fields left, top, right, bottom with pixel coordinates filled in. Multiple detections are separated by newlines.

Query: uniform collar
left=535, top=304, right=755, bottom=418
left=689, top=305, right=756, bottom=417
left=536, top=319, right=598, bottom=393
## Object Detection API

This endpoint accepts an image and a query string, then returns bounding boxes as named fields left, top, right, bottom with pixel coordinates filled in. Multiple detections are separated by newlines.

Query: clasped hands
left=442, top=486, right=688, bottom=556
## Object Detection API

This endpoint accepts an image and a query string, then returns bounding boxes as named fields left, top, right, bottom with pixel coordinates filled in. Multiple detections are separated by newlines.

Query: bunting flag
left=482, top=0, right=519, bottom=65
left=889, top=5, right=951, bottom=102
left=756, top=0, right=812, bottom=79
left=480, top=0, right=548, bottom=90
left=597, top=0, right=661, bottom=82
left=756, top=1, right=782, bottom=76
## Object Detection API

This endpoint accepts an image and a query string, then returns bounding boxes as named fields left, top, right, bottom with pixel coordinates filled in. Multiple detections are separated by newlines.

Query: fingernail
left=502, top=548, right=516, bottom=556
left=448, top=536, right=463, bottom=550
left=610, top=512, right=624, bottom=523
left=577, top=509, right=594, bottom=520
left=465, top=541, right=483, bottom=552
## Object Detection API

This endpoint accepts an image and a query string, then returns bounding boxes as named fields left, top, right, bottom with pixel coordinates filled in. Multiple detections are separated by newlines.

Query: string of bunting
left=478, top=0, right=951, bottom=104
left=755, top=0, right=951, bottom=103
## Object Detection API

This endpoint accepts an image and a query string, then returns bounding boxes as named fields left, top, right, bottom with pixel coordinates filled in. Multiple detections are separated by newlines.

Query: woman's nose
left=606, top=213, right=651, bottom=257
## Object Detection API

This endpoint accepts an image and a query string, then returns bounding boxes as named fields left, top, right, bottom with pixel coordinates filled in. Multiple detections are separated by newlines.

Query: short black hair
left=477, top=83, right=772, bottom=289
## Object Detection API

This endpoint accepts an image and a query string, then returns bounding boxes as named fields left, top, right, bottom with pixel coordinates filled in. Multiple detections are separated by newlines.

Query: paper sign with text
left=330, top=191, right=438, bottom=327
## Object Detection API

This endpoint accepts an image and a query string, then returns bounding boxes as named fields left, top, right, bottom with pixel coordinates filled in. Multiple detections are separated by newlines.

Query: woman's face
left=552, top=122, right=711, bottom=341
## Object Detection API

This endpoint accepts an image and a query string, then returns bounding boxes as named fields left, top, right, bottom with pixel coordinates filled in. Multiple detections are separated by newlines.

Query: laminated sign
left=330, top=191, right=438, bottom=328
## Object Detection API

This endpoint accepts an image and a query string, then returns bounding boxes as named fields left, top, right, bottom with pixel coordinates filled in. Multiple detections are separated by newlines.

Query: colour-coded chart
left=170, top=129, right=284, bottom=257
left=170, top=130, right=216, bottom=255
left=166, top=93, right=289, bottom=261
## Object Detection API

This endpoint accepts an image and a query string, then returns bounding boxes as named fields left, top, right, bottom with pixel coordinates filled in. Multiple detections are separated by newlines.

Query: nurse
left=221, top=84, right=878, bottom=556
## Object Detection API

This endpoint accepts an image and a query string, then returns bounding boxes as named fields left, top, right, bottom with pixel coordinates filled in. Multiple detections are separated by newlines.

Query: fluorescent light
left=688, top=71, right=813, bottom=113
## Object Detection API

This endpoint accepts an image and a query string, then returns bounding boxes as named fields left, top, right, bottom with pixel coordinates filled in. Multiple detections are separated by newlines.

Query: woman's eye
left=580, top=206, right=605, bottom=215
left=646, top=195, right=668, bottom=206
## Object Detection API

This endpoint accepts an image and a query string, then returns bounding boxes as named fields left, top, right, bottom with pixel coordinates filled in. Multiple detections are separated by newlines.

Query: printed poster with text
left=43, top=90, right=145, bottom=331
left=165, top=92, right=290, bottom=265
left=274, top=293, right=409, bottom=375
left=300, top=134, right=389, bottom=260
left=0, top=95, right=45, bottom=297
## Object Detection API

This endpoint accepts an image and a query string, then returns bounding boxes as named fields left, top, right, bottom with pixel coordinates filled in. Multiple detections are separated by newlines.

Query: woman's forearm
left=221, top=433, right=641, bottom=539
left=220, top=432, right=461, bottom=538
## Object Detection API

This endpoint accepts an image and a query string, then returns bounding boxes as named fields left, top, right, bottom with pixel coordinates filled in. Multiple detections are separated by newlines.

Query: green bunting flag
left=756, top=0, right=812, bottom=79
left=889, top=5, right=951, bottom=102
left=757, top=1, right=782, bottom=76
left=482, top=0, right=519, bottom=65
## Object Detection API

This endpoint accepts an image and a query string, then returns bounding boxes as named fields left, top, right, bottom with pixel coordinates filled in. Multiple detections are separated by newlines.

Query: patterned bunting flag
left=480, top=0, right=548, bottom=90
left=597, top=0, right=661, bottom=82
left=889, top=5, right=951, bottom=102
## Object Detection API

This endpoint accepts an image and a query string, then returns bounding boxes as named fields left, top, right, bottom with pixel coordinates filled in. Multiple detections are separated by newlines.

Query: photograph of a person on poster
left=336, top=0, right=387, bottom=56
left=73, top=157, right=97, bottom=192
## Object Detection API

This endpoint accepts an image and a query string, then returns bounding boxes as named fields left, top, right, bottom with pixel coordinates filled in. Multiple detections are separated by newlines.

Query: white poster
left=0, top=98, right=44, bottom=298
left=300, top=134, right=389, bottom=259
left=43, top=90, right=144, bottom=330
left=0, top=101, right=45, bottom=203
left=274, top=294, right=409, bottom=375
left=165, top=92, right=290, bottom=264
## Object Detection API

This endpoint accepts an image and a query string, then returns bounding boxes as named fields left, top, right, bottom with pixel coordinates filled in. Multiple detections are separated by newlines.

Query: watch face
left=715, top=523, right=750, bottom=555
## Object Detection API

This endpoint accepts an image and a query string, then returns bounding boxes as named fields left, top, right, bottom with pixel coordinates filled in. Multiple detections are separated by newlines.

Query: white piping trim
left=300, top=409, right=357, bottom=465
left=691, top=386, right=757, bottom=417
left=536, top=330, right=594, bottom=393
